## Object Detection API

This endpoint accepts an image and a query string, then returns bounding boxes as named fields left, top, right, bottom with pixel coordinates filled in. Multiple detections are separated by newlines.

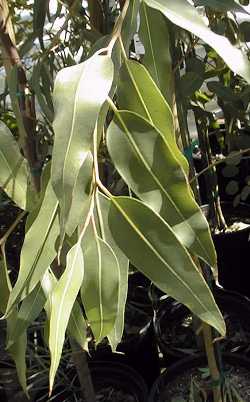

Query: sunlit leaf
left=51, top=51, right=114, bottom=237
left=117, top=59, right=189, bottom=175
left=0, top=121, right=28, bottom=210
left=81, top=219, right=119, bottom=343
left=194, top=0, right=250, bottom=14
left=144, top=0, right=250, bottom=83
left=95, top=191, right=129, bottom=350
left=107, top=110, right=216, bottom=267
left=139, top=1, right=173, bottom=103
left=6, top=180, right=59, bottom=315
left=49, top=241, right=84, bottom=391
left=6, top=283, right=46, bottom=349
left=108, top=196, right=225, bottom=336
left=42, top=269, right=87, bottom=350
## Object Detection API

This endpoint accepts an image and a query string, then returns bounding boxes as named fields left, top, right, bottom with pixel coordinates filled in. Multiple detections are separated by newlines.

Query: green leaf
left=32, top=62, right=54, bottom=122
left=95, top=191, right=129, bottom=350
left=194, top=0, right=250, bottom=14
left=117, top=59, right=189, bottom=175
left=121, top=0, right=141, bottom=54
left=144, top=0, right=250, bottom=83
left=178, top=72, right=204, bottom=98
left=108, top=196, right=225, bottom=336
left=67, top=301, right=87, bottom=350
left=65, top=151, right=93, bottom=237
left=51, top=51, right=114, bottom=236
left=0, top=121, right=28, bottom=210
left=81, top=219, right=119, bottom=343
left=6, top=180, right=59, bottom=315
left=207, top=81, right=238, bottom=104
left=6, top=282, right=46, bottom=349
left=0, top=257, right=11, bottom=315
left=33, top=0, right=49, bottom=45
left=49, top=241, right=84, bottom=391
left=7, top=310, right=27, bottom=394
left=42, top=269, right=87, bottom=350
left=107, top=110, right=216, bottom=267
left=139, top=1, right=173, bottom=103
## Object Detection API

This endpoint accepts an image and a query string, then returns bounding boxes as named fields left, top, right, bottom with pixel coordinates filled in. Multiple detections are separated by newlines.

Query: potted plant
left=1, top=1, right=250, bottom=401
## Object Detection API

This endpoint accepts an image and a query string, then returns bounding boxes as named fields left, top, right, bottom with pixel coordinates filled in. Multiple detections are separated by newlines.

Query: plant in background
left=1, top=1, right=250, bottom=401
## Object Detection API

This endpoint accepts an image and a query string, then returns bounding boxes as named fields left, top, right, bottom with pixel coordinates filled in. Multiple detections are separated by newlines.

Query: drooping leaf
left=0, top=257, right=11, bottom=315
left=108, top=196, right=225, bottom=336
left=65, top=151, right=93, bottom=237
left=121, top=0, right=141, bottom=54
left=107, top=110, right=216, bottom=267
left=42, top=269, right=87, bottom=350
left=32, top=62, right=54, bottom=122
left=49, top=241, right=84, bottom=391
left=207, top=81, right=237, bottom=102
left=117, top=59, right=189, bottom=175
left=144, top=0, right=250, bottom=83
left=95, top=191, right=129, bottom=350
left=7, top=311, right=27, bottom=394
left=33, top=0, right=49, bottom=46
left=67, top=301, right=87, bottom=350
left=178, top=72, right=204, bottom=98
left=194, top=0, right=250, bottom=14
left=51, top=51, right=114, bottom=236
left=0, top=254, right=27, bottom=393
left=6, top=180, right=59, bottom=315
left=0, top=121, right=28, bottom=210
left=6, top=282, right=46, bottom=349
left=81, top=219, right=119, bottom=343
left=139, top=1, right=173, bottom=103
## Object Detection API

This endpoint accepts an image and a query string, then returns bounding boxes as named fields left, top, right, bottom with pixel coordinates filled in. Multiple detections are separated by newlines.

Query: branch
left=0, top=0, right=41, bottom=192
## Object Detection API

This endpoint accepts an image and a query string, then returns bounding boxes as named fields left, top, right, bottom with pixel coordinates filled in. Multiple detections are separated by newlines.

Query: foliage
left=0, top=0, right=250, bottom=398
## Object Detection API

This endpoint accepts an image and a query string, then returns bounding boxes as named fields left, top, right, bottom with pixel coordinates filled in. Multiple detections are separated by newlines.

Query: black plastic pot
left=89, top=360, right=148, bottom=401
left=212, top=203, right=250, bottom=298
left=154, top=286, right=250, bottom=365
left=148, top=353, right=250, bottom=402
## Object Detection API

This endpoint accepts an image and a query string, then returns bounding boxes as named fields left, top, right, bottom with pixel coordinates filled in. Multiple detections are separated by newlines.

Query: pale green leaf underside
left=52, top=51, right=114, bottom=230
left=107, top=110, right=216, bottom=267
left=6, top=180, right=59, bottom=315
left=144, top=0, right=250, bottom=83
left=81, top=220, right=119, bottom=343
left=6, top=283, right=45, bottom=348
left=117, top=59, right=189, bottom=175
left=108, top=196, right=225, bottom=336
left=139, top=1, right=173, bottom=103
left=95, top=191, right=129, bottom=350
left=0, top=121, right=28, bottom=210
left=49, top=241, right=84, bottom=391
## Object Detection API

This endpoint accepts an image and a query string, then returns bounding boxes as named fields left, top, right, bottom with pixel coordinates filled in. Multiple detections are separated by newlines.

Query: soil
left=157, top=364, right=250, bottom=402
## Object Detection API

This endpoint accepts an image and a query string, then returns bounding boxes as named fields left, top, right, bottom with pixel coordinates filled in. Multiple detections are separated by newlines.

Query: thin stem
left=190, top=147, right=250, bottom=184
left=0, top=210, right=26, bottom=247
left=202, top=323, right=223, bottom=402
left=107, top=0, right=129, bottom=54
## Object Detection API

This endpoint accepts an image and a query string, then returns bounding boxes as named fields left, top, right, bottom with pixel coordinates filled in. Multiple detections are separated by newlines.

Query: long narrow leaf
left=6, top=180, right=59, bottom=314
left=95, top=191, right=129, bottom=350
left=139, top=1, right=173, bottom=103
left=144, top=0, right=250, bottom=83
left=81, top=219, right=119, bottom=343
left=51, top=51, right=114, bottom=236
left=49, top=241, right=84, bottom=391
left=108, top=196, right=225, bottom=336
left=0, top=121, right=28, bottom=210
left=107, top=110, right=216, bottom=267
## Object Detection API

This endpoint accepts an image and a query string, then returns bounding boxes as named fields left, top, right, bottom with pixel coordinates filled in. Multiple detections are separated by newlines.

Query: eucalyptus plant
left=1, top=1, right=250, bottom=401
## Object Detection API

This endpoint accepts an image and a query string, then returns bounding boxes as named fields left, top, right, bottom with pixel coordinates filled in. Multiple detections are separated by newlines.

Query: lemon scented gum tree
left=1, top=0, right=250, bottom=401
